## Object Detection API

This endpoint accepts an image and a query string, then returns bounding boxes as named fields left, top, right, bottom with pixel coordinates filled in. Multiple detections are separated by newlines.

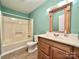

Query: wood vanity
left=38, top=36, right=79, bottom=59
left=38, top=2, right=78, bottom=59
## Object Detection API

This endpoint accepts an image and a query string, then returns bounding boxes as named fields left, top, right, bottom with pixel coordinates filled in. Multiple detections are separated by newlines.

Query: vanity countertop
left=38, top=34, right=79, bottom=48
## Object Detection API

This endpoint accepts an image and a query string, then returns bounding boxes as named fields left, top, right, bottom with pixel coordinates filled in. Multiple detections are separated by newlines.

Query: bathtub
left=1, top=38, right=32, bottom=56
left=1, top=15, right=33, bottom=56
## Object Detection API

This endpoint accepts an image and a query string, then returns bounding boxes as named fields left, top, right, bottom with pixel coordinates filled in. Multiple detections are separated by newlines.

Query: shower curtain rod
left=1, top=11, right=31, bottom=20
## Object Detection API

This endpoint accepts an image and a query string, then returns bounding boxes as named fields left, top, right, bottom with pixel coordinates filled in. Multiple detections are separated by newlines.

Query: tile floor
left=1, top=48, right=38, bottom=59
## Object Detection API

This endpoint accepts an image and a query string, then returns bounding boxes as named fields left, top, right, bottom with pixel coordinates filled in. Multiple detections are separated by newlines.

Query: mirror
left=53, top=10, right=64, bottom=32
left=48, top=2, right=72, bottom=33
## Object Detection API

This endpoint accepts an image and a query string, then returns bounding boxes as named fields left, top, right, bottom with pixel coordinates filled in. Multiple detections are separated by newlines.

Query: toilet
left=27, top=35, right=38, bottom=53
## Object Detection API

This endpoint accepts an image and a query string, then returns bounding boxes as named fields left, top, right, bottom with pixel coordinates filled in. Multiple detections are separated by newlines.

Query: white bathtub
left=1, top=16, right=33, bottom=56
left=1, top=39, right=32, bottom=56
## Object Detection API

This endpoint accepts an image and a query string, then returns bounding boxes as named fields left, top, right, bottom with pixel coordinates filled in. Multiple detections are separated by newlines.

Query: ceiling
left=1, top=0, right=46, bottom=13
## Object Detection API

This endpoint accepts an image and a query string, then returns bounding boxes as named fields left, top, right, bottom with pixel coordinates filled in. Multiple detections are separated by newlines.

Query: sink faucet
left=53, top=33, right=59, bottom=37
left=64, top=30, right=68, bottom=37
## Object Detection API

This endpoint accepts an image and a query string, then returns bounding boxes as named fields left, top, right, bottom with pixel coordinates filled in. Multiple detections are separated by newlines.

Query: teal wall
left=0, top=0, right=29, bottom=19
left=1, top=6, right=30, bottom=20
left=71, top=0, right=79, bottom=34
left=0, top=0, right=1, bottom=55
left=0, top=0, right=29, bottom=20
left=30, top=0, right=79, bottom=35
left=0, top=0, right=79, bottom=35
left=29, top=0, right=63, bottom=35
left=0, top=0, right=1, bottom=11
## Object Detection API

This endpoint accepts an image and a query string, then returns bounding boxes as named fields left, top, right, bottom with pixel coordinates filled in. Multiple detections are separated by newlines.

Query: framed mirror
left=48, top=2, right=72, bottom=33
left=52, top=10, right=64, bottom=32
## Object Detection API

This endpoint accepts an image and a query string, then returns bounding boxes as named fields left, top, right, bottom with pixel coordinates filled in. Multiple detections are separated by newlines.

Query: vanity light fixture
left=46, top=8, right=51, bottom=13
left=22, top=0, right=39, bottom=3
left=58, top=0, right=75, bottom=7
left=57, top=0, right=66, bottom=7
left=65, top=0, right=76, bottom=4
left=11, top=18, right=17, bottom=20
left=46, top=5, right=57, bottom=13
left=66, top=0, right=75, bottom=3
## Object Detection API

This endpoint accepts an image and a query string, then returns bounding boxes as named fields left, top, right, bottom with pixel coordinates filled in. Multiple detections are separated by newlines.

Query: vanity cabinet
left=38, top=37, right=79, bottom=59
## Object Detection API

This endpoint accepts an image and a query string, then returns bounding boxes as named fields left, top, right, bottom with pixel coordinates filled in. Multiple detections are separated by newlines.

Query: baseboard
left=1, top=45, right=27, bottom=56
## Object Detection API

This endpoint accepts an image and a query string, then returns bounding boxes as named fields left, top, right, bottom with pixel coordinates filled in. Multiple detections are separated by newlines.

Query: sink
left=42, top=32, right=79, bottom=47
left=46, top=32, right=78, bottom=40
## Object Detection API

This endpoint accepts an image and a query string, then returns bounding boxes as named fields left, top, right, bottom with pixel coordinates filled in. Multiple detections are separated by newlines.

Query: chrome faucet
left=64, top=30, right=69, bottom=37
left=54, top=33, right=59, bottom=37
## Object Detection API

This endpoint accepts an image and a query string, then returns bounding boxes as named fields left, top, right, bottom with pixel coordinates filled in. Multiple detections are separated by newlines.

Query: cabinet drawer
left=38, top=38, right=50, bottom=55
left=52, top=41, right=71, bottom=53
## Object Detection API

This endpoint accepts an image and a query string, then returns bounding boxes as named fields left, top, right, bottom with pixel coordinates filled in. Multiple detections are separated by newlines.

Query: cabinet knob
left=65, top=53, right=70, bottom=58
left=69, top=52, right=79, bottom=59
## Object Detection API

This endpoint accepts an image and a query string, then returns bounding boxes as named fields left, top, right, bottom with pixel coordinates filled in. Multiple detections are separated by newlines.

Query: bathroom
left=0, top=0, right=79, bottom=59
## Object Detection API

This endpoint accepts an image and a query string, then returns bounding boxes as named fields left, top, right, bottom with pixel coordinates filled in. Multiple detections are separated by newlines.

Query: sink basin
left=40, top=32, right=79, bottom=48
left=46, top=32, right=78, bottom=40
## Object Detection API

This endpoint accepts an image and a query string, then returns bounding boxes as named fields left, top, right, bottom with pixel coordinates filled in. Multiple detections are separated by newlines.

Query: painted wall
left=0, top=0, right=1, bottom=11
left=30, top=0, right=79, bottom=35
left=1, top=6, right=30, bottom=20
left=0, top=11, right=1, bottom=55
left=0, top=0, right=29, bottom=20
left=0, top=4, right=1, bottom=11
left=29, top=0, right=63, bottom=35
left=71, top=0, right=79, bottom=34
left=0, top=0, right=79, bottom=35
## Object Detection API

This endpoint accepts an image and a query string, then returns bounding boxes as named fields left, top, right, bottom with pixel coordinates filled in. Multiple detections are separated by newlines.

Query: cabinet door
left=71, top=54, right=79, bottom=59
left=38, top=50, right=49, bottom=59
left=73, top=56, right=79, bottom=59
left=38, top=39, right=50, bottom=56
left=74, top=48, right=79, bottom=59
left=50, top=47, right=70, bottom=59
